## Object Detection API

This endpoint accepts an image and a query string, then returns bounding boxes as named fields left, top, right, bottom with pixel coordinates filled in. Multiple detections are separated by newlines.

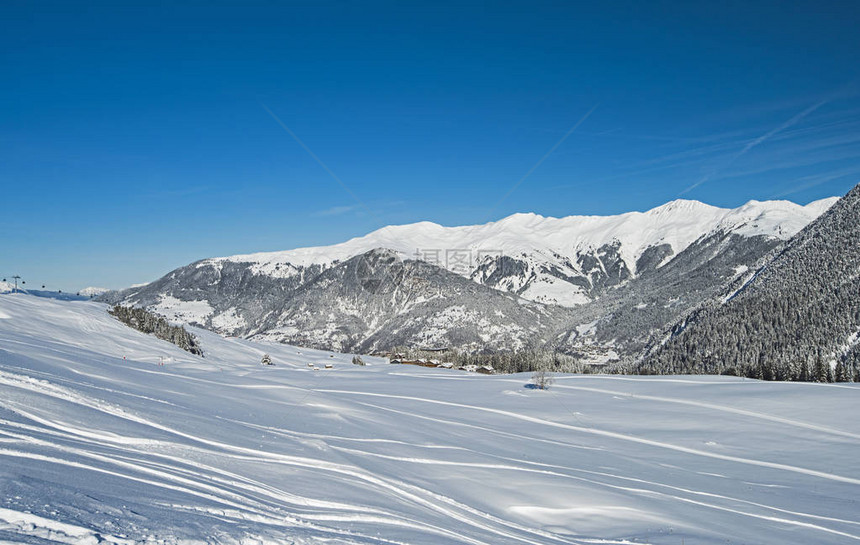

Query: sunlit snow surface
left=216, top=198, right=837, bottom=274
left=1, top=294, right=858, bottom=544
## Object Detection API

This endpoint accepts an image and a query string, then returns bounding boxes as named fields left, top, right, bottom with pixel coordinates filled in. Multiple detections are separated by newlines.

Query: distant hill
left=0, top=282, right=90, bottom=301
left=79, top=286, right=110, bottom=297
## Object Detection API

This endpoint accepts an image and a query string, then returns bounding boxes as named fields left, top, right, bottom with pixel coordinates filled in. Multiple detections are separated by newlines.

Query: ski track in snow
left=539, top=381, right=860, bottom=441
left=314, top=389, right=860, bottom=486
left=0, top=295, right=859, bottom=544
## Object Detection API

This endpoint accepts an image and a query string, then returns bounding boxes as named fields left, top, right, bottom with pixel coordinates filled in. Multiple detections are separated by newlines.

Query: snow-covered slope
left=222, top=198, right=834, bottom=270
left=79, top=286, right=110, bottom=297
left=0, top=282, right=89, bottom=301
left=0, top=281, right=25, bottom=294
left=2, top=293, right=859, bottom=544
left=211, top=198, right=836, bottom=306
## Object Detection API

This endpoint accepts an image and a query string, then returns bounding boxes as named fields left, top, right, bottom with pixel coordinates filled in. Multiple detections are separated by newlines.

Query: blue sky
left=2, top=0, right=859, bottom=291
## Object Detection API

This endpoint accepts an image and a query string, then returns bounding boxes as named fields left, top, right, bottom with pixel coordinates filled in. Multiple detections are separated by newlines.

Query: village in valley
left=383, top=350, right=496, bottom=374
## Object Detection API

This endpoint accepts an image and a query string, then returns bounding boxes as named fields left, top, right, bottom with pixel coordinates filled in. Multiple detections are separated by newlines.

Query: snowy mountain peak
left=194, top=196, right=838, bottom=307
left=645, top=198, right=720, bottom=216
left=492, top=211, right=547, bottom=227
left=79, top=287, right=110, bottom=297
left=107, top=195, right=839, bottom=348
left=104, top=192, right=845, bottom=352
left=218, top=197, right=833, bottom=272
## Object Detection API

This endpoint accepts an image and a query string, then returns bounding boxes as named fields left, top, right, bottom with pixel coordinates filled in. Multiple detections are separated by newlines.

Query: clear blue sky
left=2, top=0, right=859, bottom=291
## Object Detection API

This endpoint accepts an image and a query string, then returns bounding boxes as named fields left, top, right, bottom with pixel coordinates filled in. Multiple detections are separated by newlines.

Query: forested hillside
left=643, top=183, right=860, bottom=381
left=109, top=304, right=204, bottom=356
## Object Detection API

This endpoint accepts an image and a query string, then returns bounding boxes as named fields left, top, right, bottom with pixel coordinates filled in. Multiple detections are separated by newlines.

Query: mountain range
left=101, top=197, right=838, bottom=360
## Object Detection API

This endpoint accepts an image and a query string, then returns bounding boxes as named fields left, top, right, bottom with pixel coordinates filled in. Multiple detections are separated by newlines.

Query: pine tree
left=109, top=305, right=203, bottom=357
left=813, top=354, right=828, bottom=383
left=799, top=359, right=811, bottom=382
left=834, top=360, right=848, bottom=382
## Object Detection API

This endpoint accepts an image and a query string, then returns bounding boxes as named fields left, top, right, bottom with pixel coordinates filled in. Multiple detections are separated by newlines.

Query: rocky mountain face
left=105, top=249, right=566, bottom=353
left=555, top=230, right=789, bottom=364
left=642, top=182, right=860, bottom=380
left=251, top=249, right=567, bottom=353
left=470, top=240, right=634, bottom=306
left=464, top=199, right=834, bottom=306
left=101, top=197, right=838, bottom=359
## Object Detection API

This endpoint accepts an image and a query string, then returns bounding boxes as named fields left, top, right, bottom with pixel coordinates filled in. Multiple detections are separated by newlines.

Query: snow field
left=0, top=294, right=858, bottom=544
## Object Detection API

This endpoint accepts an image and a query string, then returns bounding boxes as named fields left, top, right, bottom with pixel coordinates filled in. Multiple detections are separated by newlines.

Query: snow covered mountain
left=211, top=197, right=836, bottom=306
left=248, top=249, right=569, bottom=353
left=0, top=281, right=23, bottom=294
left=101, top=197, right=836, bottom=355
left=79, top=286, right=110, bottom=297
left=643, top=182, right=860, bottom=378
left=2, top=293, right=860, bottom=544
left=0, top=282, right=92, bottom=302
left=106, top=249, right=568, bottom=353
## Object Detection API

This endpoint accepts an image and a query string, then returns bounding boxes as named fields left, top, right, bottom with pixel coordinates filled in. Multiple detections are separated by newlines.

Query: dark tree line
left=387, top=346, right=618, bottom=375
left=109, top=305, right=204, bottom=357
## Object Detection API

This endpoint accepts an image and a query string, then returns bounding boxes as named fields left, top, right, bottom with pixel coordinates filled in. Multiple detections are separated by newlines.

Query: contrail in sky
left=680, top=99, right=829, bottom=195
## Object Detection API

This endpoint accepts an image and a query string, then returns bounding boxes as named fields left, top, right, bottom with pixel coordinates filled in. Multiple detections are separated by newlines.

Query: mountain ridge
left=641, top=183, right=860, bottom=380
left=216, top=197, right=836, bottom=270
left=100, top=195, right=839, bottom=357
left=200, top=196, right=836, bottom=308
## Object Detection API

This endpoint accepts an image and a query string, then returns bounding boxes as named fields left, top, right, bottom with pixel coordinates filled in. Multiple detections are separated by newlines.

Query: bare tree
left=532, top=369, right=553, bottom=390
